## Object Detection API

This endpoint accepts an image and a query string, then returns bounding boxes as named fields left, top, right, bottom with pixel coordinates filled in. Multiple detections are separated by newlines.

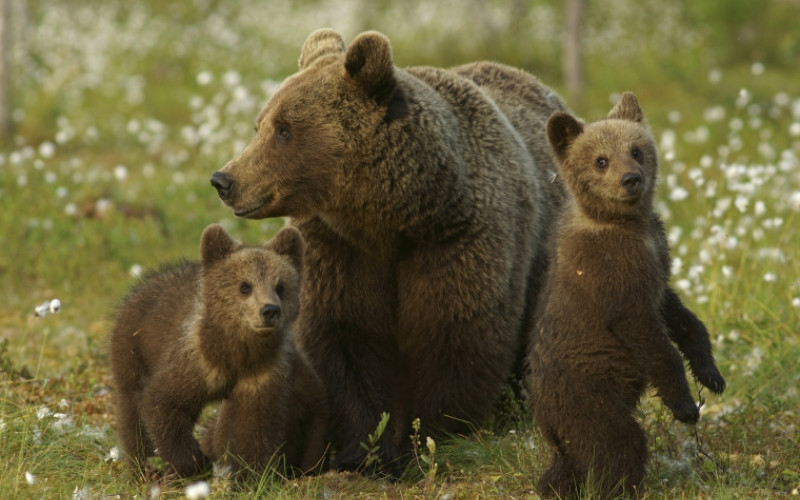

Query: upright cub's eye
left=275, top=282, right=285, bottom=298
left=631, top=146, right=643, bottom=162
left=595, top=157, right=609, bottom=169
left=239, top=282, right=252, bottom=295
left=275, top=125, right=291, bottom=141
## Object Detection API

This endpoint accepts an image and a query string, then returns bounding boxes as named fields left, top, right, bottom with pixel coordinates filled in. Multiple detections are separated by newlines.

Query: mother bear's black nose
left=210, top=171, right=233, bottom=200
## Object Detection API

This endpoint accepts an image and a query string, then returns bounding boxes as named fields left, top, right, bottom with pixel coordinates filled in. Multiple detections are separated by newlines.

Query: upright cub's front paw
left=692, top=364, right=726, bottom=394
left=664, top=396, right=699, bottom=424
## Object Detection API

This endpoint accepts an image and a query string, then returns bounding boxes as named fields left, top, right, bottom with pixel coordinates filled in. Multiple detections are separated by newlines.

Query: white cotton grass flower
left=114, top=165, right=128, bottom=181
left=25, top=471, right=36, bottom=486
left=669, top=186, right=689, bottom=202
left=105, top=446, right=121, bottom=462
left=792, top=298, right=800, bottom=309
left=36, top=405, right=52, bottom=420
left=150, top=484, right=162, bottom=499
left=196, top=71, right=213, bottom=86
left=185, top=481, right=210, bottom=499
left=72, top=485, right=91, bottom=499
left=34, top=298, right=61, bottom=318
left=130, top=264, right=144, bottom=278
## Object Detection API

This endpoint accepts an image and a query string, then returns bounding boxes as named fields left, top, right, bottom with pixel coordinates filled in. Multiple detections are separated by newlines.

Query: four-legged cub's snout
left=260, top=303, right=281, bottom=328
left=211, top=172, right=234, bottom=201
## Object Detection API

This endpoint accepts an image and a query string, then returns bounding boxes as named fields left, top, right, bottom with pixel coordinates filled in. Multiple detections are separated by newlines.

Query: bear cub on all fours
left=110, top=224, right=327, bottom=479
left=529, top=92, right=725, bottom=499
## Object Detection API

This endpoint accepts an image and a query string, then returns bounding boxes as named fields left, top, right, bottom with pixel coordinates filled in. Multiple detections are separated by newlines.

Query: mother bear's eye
left=239, top=282, right=252, bottom=295
left=276, top=125, right=291, bottom=141
left=275, top=282, right=285, bottom=298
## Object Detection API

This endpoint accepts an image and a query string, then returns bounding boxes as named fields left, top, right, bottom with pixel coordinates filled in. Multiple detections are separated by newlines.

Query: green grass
left=1, top=0, right=799, bottom=498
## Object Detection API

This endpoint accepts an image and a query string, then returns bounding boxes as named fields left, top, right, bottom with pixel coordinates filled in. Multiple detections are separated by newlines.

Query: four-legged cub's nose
left=260, top=304, right=281, bottom=327
left=210, top=172, right=234, bottom=200
left=621, top=172, right=642, bottom=194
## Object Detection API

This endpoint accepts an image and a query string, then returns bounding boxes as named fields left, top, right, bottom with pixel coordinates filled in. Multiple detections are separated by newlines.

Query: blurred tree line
left=1, top=0, right=798, bottom=144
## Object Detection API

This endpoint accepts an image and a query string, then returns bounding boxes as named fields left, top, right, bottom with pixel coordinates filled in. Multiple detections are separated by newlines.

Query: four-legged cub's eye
left=595, top=157, right=609, bottom=169
left=239, top=282, right=252, bottom=295
left=631, top=146, right=643, bottom=162
left=275, top=282, right=285, bottom=299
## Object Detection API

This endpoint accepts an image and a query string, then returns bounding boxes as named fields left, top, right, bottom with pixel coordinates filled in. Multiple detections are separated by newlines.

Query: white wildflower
left=222, top=71, right=241, bottom=87
left=35, top=298, right=61, bottom=318
left=150, top=484, right=161, bottom=499
left=196, top=71, right=213, bottom=86
left=736, top=88, right=750, bottom=108
left=72, top=486, right=91, bottom=499
left=751, top=62, right=765, bottom=76
left=790, top=122, right=800, bottom=137
left=185, top=481, right=210, bottom=500
left=114, top=165, right=128, bottom=181
left=130, top=264, right=144, bottom=278
left=36, top=406, right=52, bottom=420
left=754, top=201, right=766, bottom=217
left=734, top=196, right=749, bottom=213
left=25, top=471, right=36, bottom=485
left=676, top=279, right=691, bottom=292
left=105, top=446, right=121, bottom=462
left=763, top=273, right=776, bottom=283
left=669, top=187, right=689, bottom=202
left=790, top=192, right=800, bottom=211
left=708, top=68, right=722, bottom=84
left=38, top=141, right=55, bottom=158
left=671, top=257, right=682, bottom=276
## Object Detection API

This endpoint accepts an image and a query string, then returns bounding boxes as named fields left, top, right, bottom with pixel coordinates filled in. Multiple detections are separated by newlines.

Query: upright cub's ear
left=546, top=112, right=584, bottom=163
left=267, top=226, right=305, bottom=275
left=607, top=91, right=645, bottom=123
left=344, top=31, right=397, bottom=107
left=200, top=224, right=238, bottom=265
left=299, top=28, right=346, bottom=70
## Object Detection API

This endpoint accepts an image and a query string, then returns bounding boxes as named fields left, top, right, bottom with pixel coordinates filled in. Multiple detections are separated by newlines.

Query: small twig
left=693, top=380, right=724, bottom=472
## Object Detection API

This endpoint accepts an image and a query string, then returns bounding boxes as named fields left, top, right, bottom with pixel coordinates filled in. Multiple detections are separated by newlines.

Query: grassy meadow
left=1, top=0, right=798, bottom=498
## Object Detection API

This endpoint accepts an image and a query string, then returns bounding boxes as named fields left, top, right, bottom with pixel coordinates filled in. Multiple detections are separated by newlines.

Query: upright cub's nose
left=621, top=172, right=643, bottom=195
left=260, top=304, right=281, bottom=327
left=210, top=171, right=234, bottom=201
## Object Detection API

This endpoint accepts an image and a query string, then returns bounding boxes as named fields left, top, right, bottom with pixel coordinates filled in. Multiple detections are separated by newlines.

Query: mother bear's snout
left=211, top=171, right=234, bottom=201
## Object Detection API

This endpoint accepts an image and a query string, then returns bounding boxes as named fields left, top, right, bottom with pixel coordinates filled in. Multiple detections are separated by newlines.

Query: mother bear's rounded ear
left=299, top=28, right=346, bottom=70
left=344, top=31, right=397, bottom=107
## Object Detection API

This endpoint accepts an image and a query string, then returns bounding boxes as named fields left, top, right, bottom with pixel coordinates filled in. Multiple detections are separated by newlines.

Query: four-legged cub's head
left=547, top=92, right=658, bottom=222
left=199, top=224, right=304, bottom=337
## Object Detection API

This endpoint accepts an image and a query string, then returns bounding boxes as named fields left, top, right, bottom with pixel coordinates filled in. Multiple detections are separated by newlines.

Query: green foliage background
left=1, top=0, right=798, bottom=497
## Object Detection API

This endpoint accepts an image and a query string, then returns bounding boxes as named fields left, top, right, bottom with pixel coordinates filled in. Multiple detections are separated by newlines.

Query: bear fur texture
left=110, top=224, right=326, bottom=478
left=211, top=28, right=568, bottom=471
left=529, top=93, right=725, bottom=498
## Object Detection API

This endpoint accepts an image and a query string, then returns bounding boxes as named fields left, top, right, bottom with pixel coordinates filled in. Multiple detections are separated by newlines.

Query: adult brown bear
left=211, top=28, right=567, bottom=472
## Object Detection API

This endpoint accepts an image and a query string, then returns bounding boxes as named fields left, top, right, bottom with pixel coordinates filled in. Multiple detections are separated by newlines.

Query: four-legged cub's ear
left=267, top=226, right=305, bottom=275
left=546, top=112, right=584, bottom=164
left=607, top=91, right=645, bottom=123
left=299, top=28, right=346, bottom=70
left=200, top=224, right=240, bottom=265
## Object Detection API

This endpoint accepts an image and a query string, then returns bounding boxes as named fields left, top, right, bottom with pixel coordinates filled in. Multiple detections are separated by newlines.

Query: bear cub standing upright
left=110, top=224, right=327, bottom=478
left=529, top=93, right=725, bottom=498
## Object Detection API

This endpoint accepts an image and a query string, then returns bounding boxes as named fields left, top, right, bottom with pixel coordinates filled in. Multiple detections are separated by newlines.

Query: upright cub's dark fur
left=529, top=93, right=725, bottom=498
left=110, top=224, right=326, bottom=478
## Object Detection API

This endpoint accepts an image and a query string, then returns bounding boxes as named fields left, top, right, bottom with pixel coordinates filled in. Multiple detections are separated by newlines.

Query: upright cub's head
left=199, top=224, right=304, bottom=337
left=547, top=92, right=658, bottom=222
